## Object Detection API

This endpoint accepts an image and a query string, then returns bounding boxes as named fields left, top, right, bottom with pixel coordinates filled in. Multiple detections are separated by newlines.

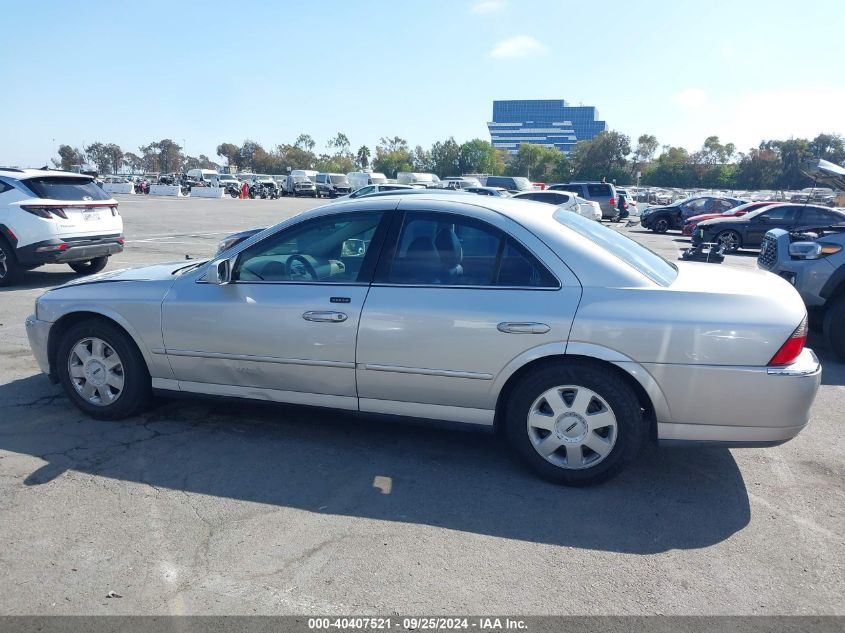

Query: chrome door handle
left=497, top=322, right=550, bottom=334
left=303, top=311, right=348, bottom=323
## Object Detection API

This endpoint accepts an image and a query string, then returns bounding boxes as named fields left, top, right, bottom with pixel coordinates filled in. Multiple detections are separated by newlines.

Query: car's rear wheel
left=57, top=320, right=151, bottom=419
left=68, top=256, right=109, bottom=275
left=0, top=236, right=21, bottom=287
left=715, top=230, right=741, bottom=253
left=504, top=360, right=645, bottom=486
left=653, top=217, right=669, bottom=233
left=823, top=296, right=845, bottom=361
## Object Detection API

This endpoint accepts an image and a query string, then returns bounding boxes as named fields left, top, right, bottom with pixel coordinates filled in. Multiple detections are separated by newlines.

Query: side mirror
left=206, top=258, right=233, bottom=284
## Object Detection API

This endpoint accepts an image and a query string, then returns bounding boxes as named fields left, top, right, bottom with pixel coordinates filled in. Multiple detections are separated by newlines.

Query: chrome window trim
left=369, top=282, right=561, bottom=291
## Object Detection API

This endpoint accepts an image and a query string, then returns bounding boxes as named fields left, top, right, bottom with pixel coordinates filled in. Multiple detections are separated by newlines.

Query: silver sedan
left=26, top=193, right=821, bottom=485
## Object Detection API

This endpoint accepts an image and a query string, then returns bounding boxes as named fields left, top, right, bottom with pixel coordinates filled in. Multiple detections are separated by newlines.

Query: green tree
left=294, top=134, right=316, bottom=152
left=216, top=143, right=240, bottom=169
left=430, top=137, right=461, bottom=177
left=356, top=146, right=371, bottom=170
left=633, top=134, right=659, bottom=164
left=642, top=146, right=695, bottom=187
left=84, top=143, right=110, bottom=174
left=570, top=131, right=631, bottom=182
left=458, top=139, right=502, bottom=176
left=809, top=133, right=845, bottom=164
left=506, top=143, right=569, bottom=182
left=52, top=145, right=85, bottom=170
left=105, top=143, right=124, bottom=174
left=412, top=145, right=432, bottom=172
left=373, top=137, right=413, bottom=178
left=123, top=152, right=143, bottom=174
left=736, top=146, right=781, bottom=190
left=139, top=139, right=184, bottom=174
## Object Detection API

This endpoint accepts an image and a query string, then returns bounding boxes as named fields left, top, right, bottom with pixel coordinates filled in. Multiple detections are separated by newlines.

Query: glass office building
left=487, top=99, right=607, bottom=154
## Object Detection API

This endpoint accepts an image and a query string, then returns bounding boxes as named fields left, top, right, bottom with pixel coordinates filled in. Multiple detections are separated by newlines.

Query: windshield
left=293, top=176, right=310, bottom=183
left=512, top=177, right=533, bottom=191
left=553, top=209, right=678, bottom=286
left=23, top=177, right=111, bottom=201
left=330, top=175, right=349, bottom=184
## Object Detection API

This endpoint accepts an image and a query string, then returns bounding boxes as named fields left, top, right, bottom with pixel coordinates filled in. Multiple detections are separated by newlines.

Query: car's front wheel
left=68, top=256, right=109, bottom=275
left=504, top=360, right=645, bottom=486
left=57, top=320, right=151, bottom=419
left=0, top=236, right=22, bottom=287
left=715, top=230, right=741, bottom=253
left=823, top=296, right=845, bottom=361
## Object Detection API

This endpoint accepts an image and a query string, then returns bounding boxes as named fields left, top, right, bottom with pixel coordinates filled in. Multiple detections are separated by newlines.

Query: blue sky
left=1, top=0, right=842, bottom=167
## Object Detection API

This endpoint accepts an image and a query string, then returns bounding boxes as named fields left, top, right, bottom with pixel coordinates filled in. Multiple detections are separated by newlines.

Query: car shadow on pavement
left=0, top=270, right=78, bottom=292
left=808, top=331, right=845, bottom=386
left=0, top=374, right=751, bottom=555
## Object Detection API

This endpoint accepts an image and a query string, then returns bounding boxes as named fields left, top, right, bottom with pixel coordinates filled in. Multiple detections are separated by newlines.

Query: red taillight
left=35, top=243, right=69, bottom=253
left=622, top=200, right=628, bottom=209
left=768, top=315, right=808, bottom=366
left=21, top=205, right=67, bottom=219
left=117, top=238, right=125, bottom=245
left=609, top=197, right=616, bottom=206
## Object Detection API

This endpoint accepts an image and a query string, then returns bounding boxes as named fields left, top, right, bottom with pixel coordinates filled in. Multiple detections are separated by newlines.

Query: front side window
left=234, top=211, right=382, bottom=283
left=681, top=198, right=710, bottom=213
left=759, top=206, right=797, bottom=223
left=386, top=212, right=557, bottom=288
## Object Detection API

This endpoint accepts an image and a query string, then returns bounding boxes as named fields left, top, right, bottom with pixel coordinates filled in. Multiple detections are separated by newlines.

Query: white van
left=290, top=169, right=318, bottom=183
left=397, top=172, right=442, bottom=188
left=186, top=169, right=219, bottom=185
left=347, top=171, right=387, bottom=191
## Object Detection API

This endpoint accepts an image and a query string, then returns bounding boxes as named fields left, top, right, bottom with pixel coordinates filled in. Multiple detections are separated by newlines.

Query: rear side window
left=23, top=177, right=111, bottom=201
left=551, top=184, right=580, bottom=194
left=587, top=184, right=612, bottom=197
left=387, top=211, right=557, bottom=288
left=0, top=180, right=14, bottom=194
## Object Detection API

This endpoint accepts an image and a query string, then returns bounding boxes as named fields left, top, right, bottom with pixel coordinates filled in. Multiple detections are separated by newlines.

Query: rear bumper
left=651, top=348, right=821, bottom=447
left=17, top=235, right=123, bottom=266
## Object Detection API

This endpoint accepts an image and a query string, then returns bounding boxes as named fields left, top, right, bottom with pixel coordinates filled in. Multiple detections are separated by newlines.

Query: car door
left=746, top=205, right=799, bottom=246
left=355, top=199, right=582, bottom=424
left=160, top=203, right=393, bottom=408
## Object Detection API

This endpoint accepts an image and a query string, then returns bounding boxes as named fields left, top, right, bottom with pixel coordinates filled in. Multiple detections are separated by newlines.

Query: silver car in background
left=26, top=194, right=821, bottom=485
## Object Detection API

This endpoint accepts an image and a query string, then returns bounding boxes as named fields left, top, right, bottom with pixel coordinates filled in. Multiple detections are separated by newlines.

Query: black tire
left=715, top=230, right=741, bottom=253
left=68, top=256, right=109, bottom=275
left=0, top=236, right=22, bottom=287
left=504, top=359, right=646, bottom=486
left=653, top=217, right=669, bottom=233
left=57, top=319, right=151, bottom=419
left=291, top=190, right=297, bottom=198
left=823, top=296, right=845, bottom=361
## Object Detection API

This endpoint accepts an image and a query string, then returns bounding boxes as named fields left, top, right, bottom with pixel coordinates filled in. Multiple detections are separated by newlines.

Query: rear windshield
left=553, top=209, right=678, bottom=286
left=24, top=177, right=111, bottom=201
left=512, top=177, right=532, bottom=191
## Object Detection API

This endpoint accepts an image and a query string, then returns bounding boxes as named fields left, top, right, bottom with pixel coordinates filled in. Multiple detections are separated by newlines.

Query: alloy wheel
left=716, top=231, right=740, bottom=252
left=68, top=337, right=125, bottom=406
left=526, top=385, right=618, bottom=469
left=0, top=246, right=7, bottom=279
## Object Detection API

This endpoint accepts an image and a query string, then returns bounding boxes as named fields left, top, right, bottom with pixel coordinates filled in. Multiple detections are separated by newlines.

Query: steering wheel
left=287, top=254, right=319, bottom=281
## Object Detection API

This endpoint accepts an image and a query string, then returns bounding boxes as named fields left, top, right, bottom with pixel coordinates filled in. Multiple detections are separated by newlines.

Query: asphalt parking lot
left=0, top=196, right=842, bottom=615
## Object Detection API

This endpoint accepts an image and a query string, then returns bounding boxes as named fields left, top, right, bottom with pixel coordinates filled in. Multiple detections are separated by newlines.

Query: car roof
left=0, top=168, right=92, bottom=181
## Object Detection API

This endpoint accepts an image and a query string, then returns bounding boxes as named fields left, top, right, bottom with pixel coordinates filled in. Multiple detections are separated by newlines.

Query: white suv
left=0, top=168, right=124, bottom=286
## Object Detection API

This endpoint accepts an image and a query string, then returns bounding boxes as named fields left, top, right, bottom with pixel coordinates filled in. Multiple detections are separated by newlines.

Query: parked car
left=547, top=182, right=620, bottom=221
left=186, top=169, right=219, bottom=185
left=482, top=176, right=533, bottom=194
left=575, top=196, right=603, bottom=221
left=693, top=204, right=845, bottom=253
left=316, top=173, right=353, bottom=198
left=26, top=195, right=820, bottom=486
left=465, top=187, right=511, bottom=197
left=284, top=175, right=318, bottom=197
left=217, top=174, right=242, bottom=198
left=442, top=177, right=482, bottom=190
left=0, top=168, right=123, bottom=286
left=335, top=184, right=413, bottom=200
left=682, top=201, right=776, bottom=237
left=397, top=172, right=442, bottom=188
left=512, top=191, right=600, bottom=221
left=641, top=196, right=746, bottom=233
left=348, top=171, right=388, bottom=191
